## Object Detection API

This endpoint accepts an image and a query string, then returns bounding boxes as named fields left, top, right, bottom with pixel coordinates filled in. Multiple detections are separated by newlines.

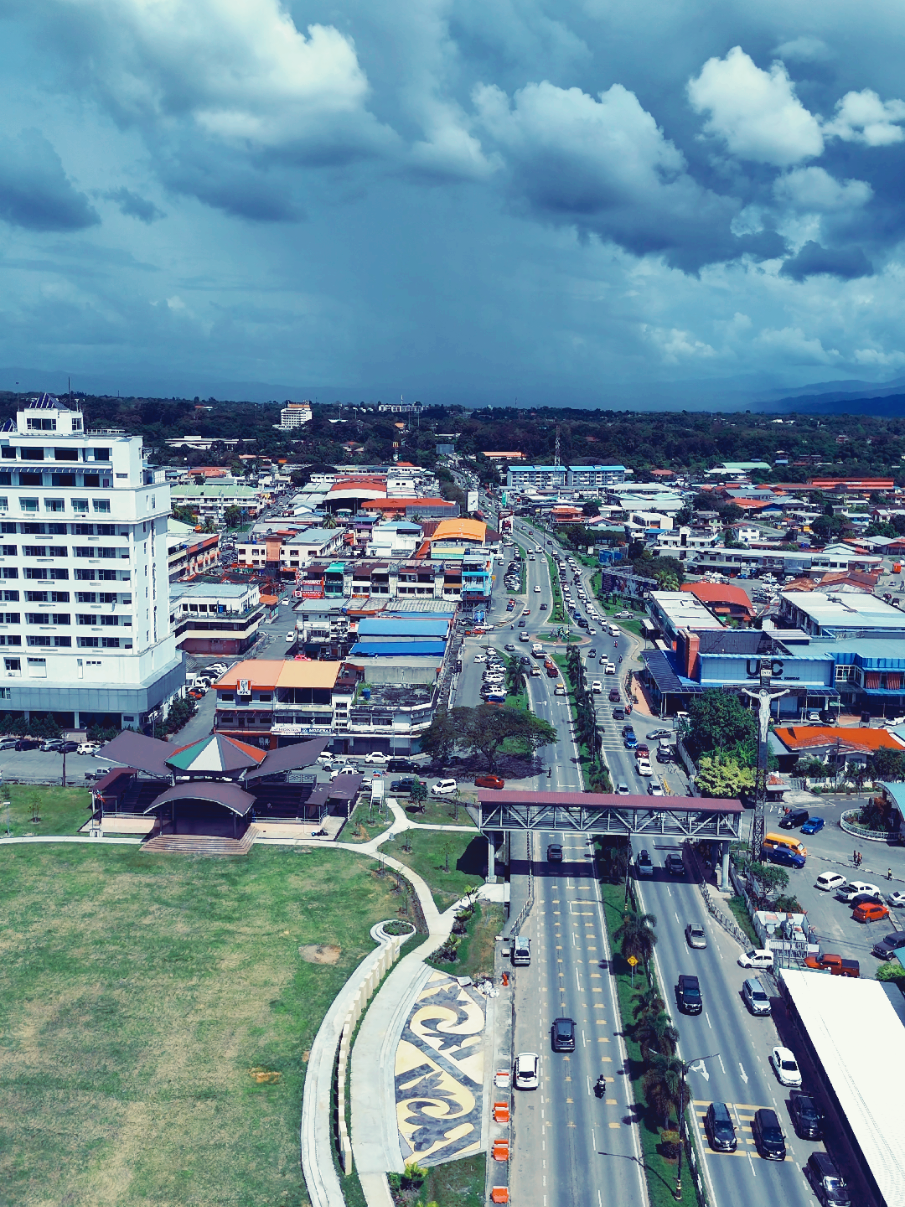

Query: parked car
left=386, top=758, right=418, bottom=773
left=41, top=739, right=64, bottom=752
left=789, top=1093, right=823, bottom=1140
left=514, top=1051, right=539, bottom=1090
left=0, top=736, right=18, bottom=750
left=647, top=729, right=671, bottom=740
left=888, top=890, right=905, bottom=908
left=815, top=871, right=847, bottom=892
left=76, top=741, right=99, bottom=756
left=762, top=845, right=806, bottom=869
left=738, top=948, right=774, bottom=969
left=58, top=741, right=79, bottom=753
left=805, top=1151, right=851, bottom=1206
left=656, top=747, right=673, bottom=763
left=853, top=901, right=890, bottom=923
left=364, top=752, right=389, bottom=764
left=390, top=778, right=419, bottom=793
left=15, top=738, right=41, bottom=751
left=431, top=779, right=458, bottom=796
left=475, top=775, right=505, bottom=790
left=770, top=1045, right=802, bottom=1087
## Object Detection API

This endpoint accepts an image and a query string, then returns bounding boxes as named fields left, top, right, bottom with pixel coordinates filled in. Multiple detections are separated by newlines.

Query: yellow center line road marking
left=608, top=1121, right=620, bottom=1129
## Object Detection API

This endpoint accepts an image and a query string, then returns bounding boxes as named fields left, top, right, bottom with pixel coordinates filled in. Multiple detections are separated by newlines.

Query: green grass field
left=0, top=783, right=93, bottom=835
left=388, top=827, right=487, bottom=911
left=0, top=843, right=401, bottom=1207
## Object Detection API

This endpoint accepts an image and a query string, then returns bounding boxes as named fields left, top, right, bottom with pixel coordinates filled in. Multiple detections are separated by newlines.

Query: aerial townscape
left=3, top=3, right=905, bottom=1207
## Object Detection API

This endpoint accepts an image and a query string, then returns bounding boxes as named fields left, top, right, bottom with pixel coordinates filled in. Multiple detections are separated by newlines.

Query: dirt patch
left=298, top=943, right=341, bottom=965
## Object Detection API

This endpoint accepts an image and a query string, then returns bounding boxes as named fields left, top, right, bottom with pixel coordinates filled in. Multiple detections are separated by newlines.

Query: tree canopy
left=685, top=690, right=757, bottom=767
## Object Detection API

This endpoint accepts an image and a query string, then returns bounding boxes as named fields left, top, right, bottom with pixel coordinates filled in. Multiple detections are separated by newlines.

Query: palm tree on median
left=641, top=1051, right=689, bottom=1130
left=635, top=1010, right=680, bottom=1062
left=613, top=907, right=658, bottom=966
left=631, top=984, right=666, bottom=1024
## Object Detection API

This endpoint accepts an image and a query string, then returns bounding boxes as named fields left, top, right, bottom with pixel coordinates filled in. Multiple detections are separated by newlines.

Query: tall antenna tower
left=554, top=424, right=561, bottom=467
left=742, top=660, right=788, bottom=858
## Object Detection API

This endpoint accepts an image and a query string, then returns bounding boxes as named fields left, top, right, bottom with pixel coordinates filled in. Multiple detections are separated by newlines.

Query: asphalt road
left=463, top=523, right=649, bottom=1207
left=636, top=845, right=857, bottom=1207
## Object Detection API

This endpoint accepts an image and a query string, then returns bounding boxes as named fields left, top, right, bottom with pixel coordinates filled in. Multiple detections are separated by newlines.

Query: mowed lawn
left=0, top=843, right=399, bottom=1207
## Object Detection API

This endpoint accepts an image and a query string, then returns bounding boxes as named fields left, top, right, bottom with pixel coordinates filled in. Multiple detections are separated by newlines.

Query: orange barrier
left=491, top=1188, right=510, bottom=1203
left=492, top=1141, right=510, bottom=1162
left=493, top=1102, right=510, bottom=1123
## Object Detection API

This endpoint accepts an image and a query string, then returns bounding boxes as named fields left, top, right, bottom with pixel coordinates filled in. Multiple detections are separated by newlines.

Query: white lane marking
left=583, top=1030, right=587, bottom=1048
left=674, top=911, right=680, bottom=924
left=586, top=1075, right=591, bottom=1096
left=598, top=1192, right=603, bottom=1207
left=689, top=1059, right=710, bottom=1081
left=739, top=1063, right=749, bottom=1084
left=747, top=1150, right=757, bottom=1177
left=718, top=1053, right=726, bottom=1074
left=705, top=1011, right=713, bottom=1029
left=592, top=1128, right=597, bottom=1150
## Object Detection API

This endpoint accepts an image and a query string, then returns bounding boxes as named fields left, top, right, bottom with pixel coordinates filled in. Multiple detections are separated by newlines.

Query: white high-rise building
left=0, top=395, right=184, bottom=732
left=278, top=402, right=312, bottom=429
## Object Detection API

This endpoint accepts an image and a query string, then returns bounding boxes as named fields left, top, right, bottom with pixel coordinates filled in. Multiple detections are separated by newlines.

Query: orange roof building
left=680, top=581, right=755, bottom=622
left=773, top=726, right=905, bottom=756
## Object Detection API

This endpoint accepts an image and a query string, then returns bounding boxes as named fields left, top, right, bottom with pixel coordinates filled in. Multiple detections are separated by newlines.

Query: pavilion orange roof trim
left=774, top=726, right=904, bottom=752
left=429, top=518, right=486, bottom=543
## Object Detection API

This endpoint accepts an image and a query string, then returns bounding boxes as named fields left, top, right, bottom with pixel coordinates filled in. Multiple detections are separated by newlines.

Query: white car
left=431, top=779, right=458, bottom=796
left=474, top=655, right=486, bottom=663
left=846, top=881, right=881, bottom=897
left=317, top=751, right=335, bottom=764
left=587, top=628, right=596, bottom=636
left=888, top=890, right=905, bottom=908
left=636, top=759, right=653, bottom=776
left=330, top=766, right=358, bottom=780
left=647, top=780, right=663, bottom=796
left=605, top=663, right=616, bottom=675
left=514, top=1051, right=539, bottom=1090
left=285, top=632, right=295, bottom=642
left=76, top=742, right=98, bottom=756
left=364, top=752, right=389, bottom=764
left=815, top=871, right=847, bottom=892
left=534, top=585, right=541, bottom=593
left=591, top=680, right=603, bottom=693
left=770, top=1046, right=802, bottom=1087
left=738, top=948, right=774, bottom=970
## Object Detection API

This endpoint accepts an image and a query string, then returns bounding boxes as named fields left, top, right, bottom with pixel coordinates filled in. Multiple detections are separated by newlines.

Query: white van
left=608, top=624, right=620, bottom=636
left=514, top=1051, right=539, bottom=1090
left=512, top=935, right=531, bottom=966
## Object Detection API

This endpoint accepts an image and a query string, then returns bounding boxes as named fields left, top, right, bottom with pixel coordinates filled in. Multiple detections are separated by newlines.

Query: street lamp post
left=675, top=1052, right=719, bottom=1201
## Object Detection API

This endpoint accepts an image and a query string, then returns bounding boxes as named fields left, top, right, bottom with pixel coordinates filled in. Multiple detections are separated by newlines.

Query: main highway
left=480, top=507, right=830, bottom=1207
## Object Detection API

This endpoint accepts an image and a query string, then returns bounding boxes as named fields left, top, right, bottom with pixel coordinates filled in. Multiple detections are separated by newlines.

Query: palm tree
left=614, top=908, right=658, bottom=965
left=641, top=1052, right=688, bottom=1130
left=635, top=1010, right=680, bottom=1061
left=631, top=984, right=666, bottom=1024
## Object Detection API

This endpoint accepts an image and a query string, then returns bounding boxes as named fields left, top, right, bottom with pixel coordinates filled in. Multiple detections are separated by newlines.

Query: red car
left=853, top=902, right=889, bottom=924
left=475, top=775, right=505, bottom=790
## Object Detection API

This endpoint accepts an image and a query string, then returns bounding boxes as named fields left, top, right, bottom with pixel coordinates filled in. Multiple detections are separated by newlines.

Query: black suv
left=386, top=758, right=417, bottom=773
left=806, top=1152, right=851, bottom=1206
left=752, top=1108, right=785, bottom=1160
left=789, top=1093, right=823, bottom=1140
left=779, top=807, right=809, bottom=829
left=677, top=974, right=702, bottom=1015
left=704, top=1102, right=737, bottom=1152
left=551, top=1017, right=576, bottom=1051
left=872, top=931, right=905, bottom=960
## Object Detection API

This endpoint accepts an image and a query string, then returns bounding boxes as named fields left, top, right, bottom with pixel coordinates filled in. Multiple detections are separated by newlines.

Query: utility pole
left=554, top=425, right=561, bottom=468
left=741, top=660, right=788, bottom=859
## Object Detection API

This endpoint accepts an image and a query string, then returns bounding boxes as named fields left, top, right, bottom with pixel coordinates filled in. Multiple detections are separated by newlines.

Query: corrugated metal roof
left=357, top=618, right=449, bottom=637
left=780, top=970, right=905, bottom=1207
left=351, top=641, right=447, bottom=656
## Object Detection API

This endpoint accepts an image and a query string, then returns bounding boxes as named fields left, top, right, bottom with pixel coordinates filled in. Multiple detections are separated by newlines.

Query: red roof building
left=680, top=581, right=756, bottom=623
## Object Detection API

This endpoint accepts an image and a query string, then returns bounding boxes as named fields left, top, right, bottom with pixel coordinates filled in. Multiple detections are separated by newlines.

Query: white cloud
left=687, top=46, right=823, bottom=166
left=754, top=326, right=840, bottom=364
left=774, top=167, right=872, bottom=211
left=474, top=80, right=739, bottom=268
left=824, top=89, right=905, bottom=146
left=408, top=107, right=498, bottom=180
left=773, top=36, right=831, bottom=62
left=644, top=325, right=716, bottom=361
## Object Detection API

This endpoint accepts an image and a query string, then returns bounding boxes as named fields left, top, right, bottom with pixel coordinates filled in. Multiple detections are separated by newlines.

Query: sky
left=1, top=0, right=905, bottom=408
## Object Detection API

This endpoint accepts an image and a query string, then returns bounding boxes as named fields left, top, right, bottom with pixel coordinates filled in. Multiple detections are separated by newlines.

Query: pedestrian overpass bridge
left=474, top=789, right=742, bottom=841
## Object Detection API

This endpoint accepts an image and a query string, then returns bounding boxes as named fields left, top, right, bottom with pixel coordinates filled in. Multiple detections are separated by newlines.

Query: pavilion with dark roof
left=92, top=730, right=360, bottom=849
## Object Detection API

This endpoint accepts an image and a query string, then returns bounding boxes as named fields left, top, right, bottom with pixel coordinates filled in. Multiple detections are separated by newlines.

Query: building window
left=101, top=637, right=120, bottom=648
left=20, top=445, right=45, bottom=457
left=77, top=637, right=99, bottom=648
left=1, top=568, right=18, bottom=579
left=19, top=499, right=38, bottom=512
left=1, top=612, right=20, bottom=624
left=52, top=591, right=69, bottom=603
left=0, top=687, right=9, bottom=699
left=92, top=448, right=111, bottom=461
left=19, top=473, right=43, bottom=486
left=27, top=635, right=52, bottom=646
left=54, top=448, right=78, bottom=461
left=72, top=500, right=89, bottom=514
left=1, top=448, right=15, bottom=460
left=92, top=500, right=111, bottom=513
left=45, top=498, right=66, bottom=510
left=74, top=523, right=93, bottom=536
left=4, top=657, right=21, bottom=673
left=0, top=496, right=7, bottom=507
left=26, top=657, right=46, bottom=677
left=2, top=591, right=18, bottom=602
left=0, top=545, right=14, bottom=556
left=0, top=636, right=21, bottom=647
left=76, top=569, right=96, bottom=581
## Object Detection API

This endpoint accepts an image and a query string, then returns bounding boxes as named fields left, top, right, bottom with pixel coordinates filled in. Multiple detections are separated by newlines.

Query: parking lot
left=739, top=796, right=905, bottom=975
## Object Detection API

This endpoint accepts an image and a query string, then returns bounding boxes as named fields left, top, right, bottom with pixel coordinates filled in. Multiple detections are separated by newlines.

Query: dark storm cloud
left=780, top=241, right=873, bottom=281
left=104, top=187, right=165, bottom=224
left=0, top=129, right=99, bottom=232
